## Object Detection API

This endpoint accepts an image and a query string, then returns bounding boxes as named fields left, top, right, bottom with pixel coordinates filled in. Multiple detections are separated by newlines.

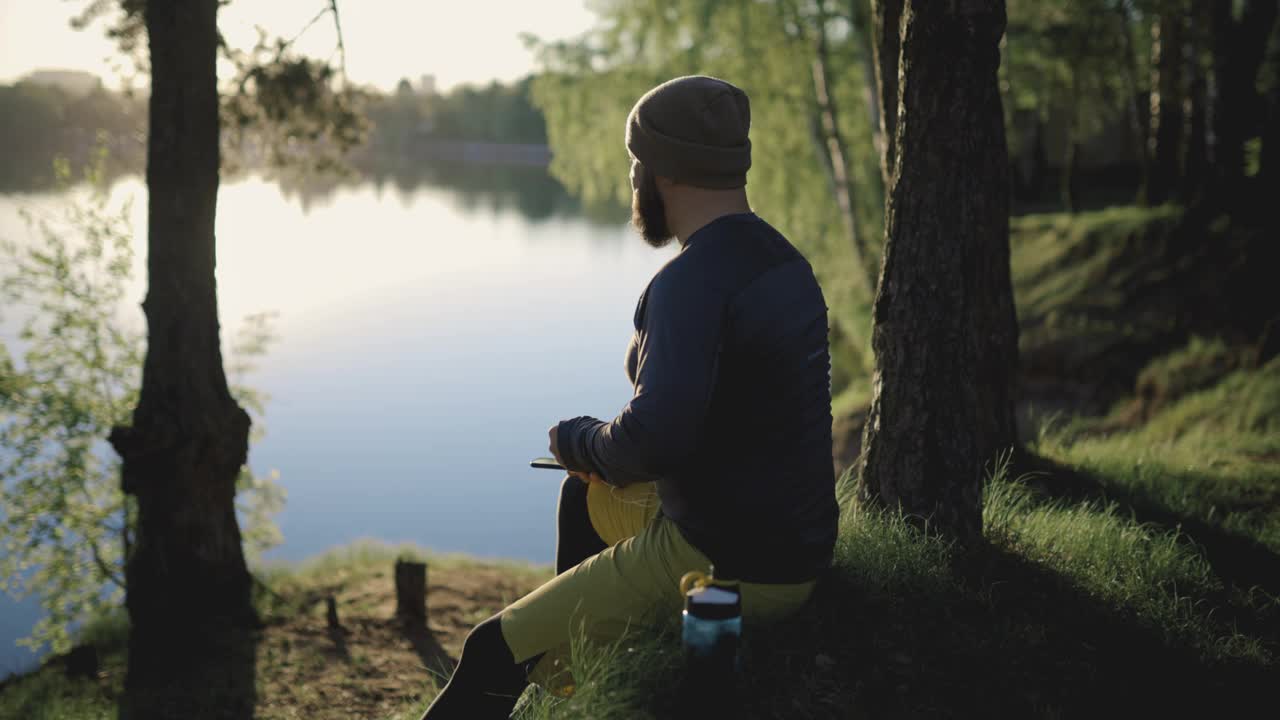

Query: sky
left=0, top=0, right=598, bottom=92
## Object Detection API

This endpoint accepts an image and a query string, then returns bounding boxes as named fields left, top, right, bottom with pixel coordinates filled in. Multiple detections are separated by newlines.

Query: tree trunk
left=870, top=0, right=904, bottom=188
left=1062, top=76, right=1080, bottom=213
left=1210, top=0, right=1279, bottom=205
left=108, top=0, right=256, bottom=714
left=1147, top=4, right=1186, bottom=205
left=1182, top=13, right=1209, bottom=204
left=1262, top=17, right=1280, bottom=199
left=1062, top=137, right=1080, bottom=214
left=850, top=0, right=887, bottom=205
left=856, top=0, right=1019, bottom=544
left=811, top=0, right=878, bottom=299
left=1115, top=0, right=1151, bottom=202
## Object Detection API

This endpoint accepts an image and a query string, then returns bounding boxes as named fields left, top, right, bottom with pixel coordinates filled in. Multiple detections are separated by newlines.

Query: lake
left=0, top=165, right=674, bottom=675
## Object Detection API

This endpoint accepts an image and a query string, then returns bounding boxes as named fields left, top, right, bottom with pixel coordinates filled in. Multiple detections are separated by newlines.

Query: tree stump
left=395, top=559, right=427, bottom=623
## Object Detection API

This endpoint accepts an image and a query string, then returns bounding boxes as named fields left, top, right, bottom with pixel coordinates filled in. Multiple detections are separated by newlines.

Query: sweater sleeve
left=556, top=262, right=724, bottom=487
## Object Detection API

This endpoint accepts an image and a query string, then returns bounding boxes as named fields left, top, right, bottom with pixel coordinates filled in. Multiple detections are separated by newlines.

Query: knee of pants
left=461, top=614, right=510, bottom=660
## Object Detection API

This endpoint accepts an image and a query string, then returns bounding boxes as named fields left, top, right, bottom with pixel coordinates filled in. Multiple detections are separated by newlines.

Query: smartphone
left=530, top=457, right=565, bottom=470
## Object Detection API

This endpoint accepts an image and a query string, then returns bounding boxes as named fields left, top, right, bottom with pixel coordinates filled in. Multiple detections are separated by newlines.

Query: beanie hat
left=625, top=75, right=752, bottom=189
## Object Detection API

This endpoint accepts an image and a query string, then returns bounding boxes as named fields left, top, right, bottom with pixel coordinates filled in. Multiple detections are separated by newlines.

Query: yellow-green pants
left=499, top=480, right=815, bottom=687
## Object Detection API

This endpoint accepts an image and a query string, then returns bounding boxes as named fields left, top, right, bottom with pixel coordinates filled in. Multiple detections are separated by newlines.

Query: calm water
left=0, top=167, right=673, bottom=675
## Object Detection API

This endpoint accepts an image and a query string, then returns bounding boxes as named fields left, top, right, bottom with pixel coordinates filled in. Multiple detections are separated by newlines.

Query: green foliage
left=70, top=0, right=369, bottom=176
left=357, top=76, right=550, bottom=166
left=1004, top=0, right=1140, bottom=137
left=0, top=155, right=284, bottom=653
left=222, top=33, right=368, bottom=174
left=527, top=0, right=882, bottom=378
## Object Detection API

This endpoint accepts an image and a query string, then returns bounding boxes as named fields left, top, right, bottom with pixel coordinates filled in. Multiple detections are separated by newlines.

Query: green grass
left=1010, top=204, right=1274, bottom=407
left=1038, top=354, right=1280, bottom=555
left=0, top=611, right=126, bottom=720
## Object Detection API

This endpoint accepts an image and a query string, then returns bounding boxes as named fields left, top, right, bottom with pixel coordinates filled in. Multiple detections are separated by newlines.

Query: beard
left=631, top=165, right=675, bottom=248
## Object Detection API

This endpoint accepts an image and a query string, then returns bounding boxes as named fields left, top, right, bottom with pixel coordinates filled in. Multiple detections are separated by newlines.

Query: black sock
left=556, top=475, right=607, bottom=574
left=420, top=616, right=528, bottom=719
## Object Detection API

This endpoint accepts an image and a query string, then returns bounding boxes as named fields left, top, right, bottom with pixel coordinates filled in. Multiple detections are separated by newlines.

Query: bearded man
left=422, top=75, right=837, bottom=718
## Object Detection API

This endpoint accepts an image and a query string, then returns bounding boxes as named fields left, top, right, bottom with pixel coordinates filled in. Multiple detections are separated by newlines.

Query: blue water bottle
left=680, top=566, right=742, bottom=687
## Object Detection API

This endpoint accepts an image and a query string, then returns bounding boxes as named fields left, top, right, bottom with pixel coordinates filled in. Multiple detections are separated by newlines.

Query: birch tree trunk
left=870, top=0, right=904, bottom=188
left=811, top=0, right=878, bottom=298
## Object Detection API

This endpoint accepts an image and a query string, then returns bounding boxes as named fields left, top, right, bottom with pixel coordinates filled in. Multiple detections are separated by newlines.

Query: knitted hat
left=625, top=76, right=752, bottom=189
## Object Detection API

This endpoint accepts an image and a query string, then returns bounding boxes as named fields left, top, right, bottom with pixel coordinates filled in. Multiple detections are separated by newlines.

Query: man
left=422, top=75, right=837, bottom=718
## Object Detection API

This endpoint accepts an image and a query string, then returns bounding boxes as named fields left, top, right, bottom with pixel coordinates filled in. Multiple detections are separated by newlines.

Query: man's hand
left=549, top=425, right=605, bottom=484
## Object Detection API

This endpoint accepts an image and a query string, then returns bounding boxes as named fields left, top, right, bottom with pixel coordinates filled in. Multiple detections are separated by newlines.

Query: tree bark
left=870, top=0, right=904, bottom=188
left=108, top=0, right=256, bottom=712
left=856, top=0, right=1019, bottom=544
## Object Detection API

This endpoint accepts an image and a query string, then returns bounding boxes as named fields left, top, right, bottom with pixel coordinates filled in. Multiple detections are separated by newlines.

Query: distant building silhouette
left=417, top=74, right=436, bottom=97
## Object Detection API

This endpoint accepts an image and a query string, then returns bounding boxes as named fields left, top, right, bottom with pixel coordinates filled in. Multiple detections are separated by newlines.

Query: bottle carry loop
left=679, top=568, right=739, bottom=596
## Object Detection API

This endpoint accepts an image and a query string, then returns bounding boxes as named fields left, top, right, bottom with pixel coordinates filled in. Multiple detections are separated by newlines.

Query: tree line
left=0, top=73, right=548, bottom=190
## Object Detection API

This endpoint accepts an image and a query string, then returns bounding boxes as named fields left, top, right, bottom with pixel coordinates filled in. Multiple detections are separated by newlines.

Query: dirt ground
left=253, top=562, right=550, bottom=720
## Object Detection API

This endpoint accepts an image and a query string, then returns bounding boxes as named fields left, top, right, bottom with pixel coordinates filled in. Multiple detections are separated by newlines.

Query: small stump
left=395, top=559, right=428, bottom=623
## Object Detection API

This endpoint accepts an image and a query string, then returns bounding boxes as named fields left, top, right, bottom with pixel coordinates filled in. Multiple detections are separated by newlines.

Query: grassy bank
left=1010, top=204, right=1275, bottom=411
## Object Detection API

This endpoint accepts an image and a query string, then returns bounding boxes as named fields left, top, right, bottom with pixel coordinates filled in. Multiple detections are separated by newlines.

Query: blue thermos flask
left=680, top=567, right=742, bottom=681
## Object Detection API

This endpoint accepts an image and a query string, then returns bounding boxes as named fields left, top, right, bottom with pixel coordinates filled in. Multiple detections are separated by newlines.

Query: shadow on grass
left=402, top=620, right=457, bottom=681
left=737, top=545, right=1271, bottom=719
left=1019, top=451, right=1280, bottom=600
left=566, top=536, right=1272, bottom=719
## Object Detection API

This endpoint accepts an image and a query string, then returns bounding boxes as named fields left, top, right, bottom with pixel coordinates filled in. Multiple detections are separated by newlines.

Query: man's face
left=630, top=159, right=674, bottom=248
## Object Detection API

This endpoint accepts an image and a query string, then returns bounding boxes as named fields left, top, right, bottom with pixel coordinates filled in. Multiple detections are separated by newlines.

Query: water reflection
left=270, top=160, right=627, bottom=226
left=0, top=163, right=669, bottom=676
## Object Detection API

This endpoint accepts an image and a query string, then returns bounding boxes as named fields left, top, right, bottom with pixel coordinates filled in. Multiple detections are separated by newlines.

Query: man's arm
left=555, top=263, right=724, bottom=486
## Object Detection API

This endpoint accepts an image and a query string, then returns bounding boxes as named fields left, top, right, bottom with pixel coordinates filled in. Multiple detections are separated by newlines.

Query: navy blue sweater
left=557, top=212, right=837, bottom=583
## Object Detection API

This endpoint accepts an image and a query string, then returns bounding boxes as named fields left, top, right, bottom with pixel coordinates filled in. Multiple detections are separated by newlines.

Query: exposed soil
left=252, top=563, right=548, bottom=719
